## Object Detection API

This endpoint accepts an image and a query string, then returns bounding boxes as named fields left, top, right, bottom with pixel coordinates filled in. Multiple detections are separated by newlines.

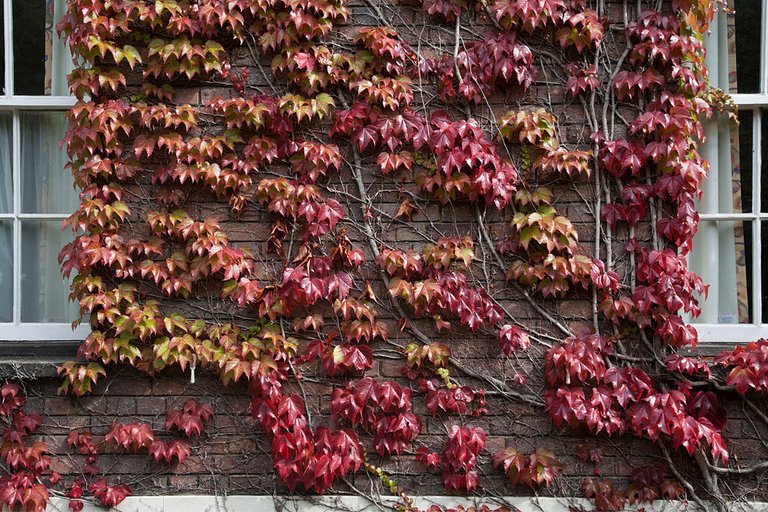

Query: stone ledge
left=0, top=359, right=64, bottom=379
left=45, top=495, right=764, bottom=512
left=0, top=340, right=748, bottom=381
left=0, top=341, right=79, bottom=379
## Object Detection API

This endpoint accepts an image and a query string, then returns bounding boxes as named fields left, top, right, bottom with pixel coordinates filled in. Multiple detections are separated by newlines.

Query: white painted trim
left=694, top=324, right=768, bottom=343
left=731, top=94, right=768, bottom=107
left=698, top=212, right=768, bottom=220
left=0, top=96, right=75, bottom=109
left=0, top=212, right=71, bottom=219
left=3, top=0, right=12, bottom=97
left=12, top=110, right=20, bottom=326
left=42, top=495, right=768, bottom=512
left=751, top=111, right=763, bottom=326
left=0, top=3, right=78, bottom=342
left=762, top=0, right=768, bottom=94
left=694, top=8, right=768, bottom=342
left=0, top=322, right=89, bottom=341
left=2, top=108, right=82, bottom=341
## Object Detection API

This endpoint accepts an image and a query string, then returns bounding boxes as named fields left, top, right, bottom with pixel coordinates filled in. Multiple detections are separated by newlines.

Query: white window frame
left=695, top=4, right=768, bottom=343
left=0, top=0, right=88, bottom=341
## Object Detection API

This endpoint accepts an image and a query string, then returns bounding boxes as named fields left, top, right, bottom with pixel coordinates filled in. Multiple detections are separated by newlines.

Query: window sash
left=694, top=4, right=768, bottom=341
left=2, top=109, right=83, bottom=340
left=0, top=97, right=75, bottom=108
left=0, top=0, right=82, bottom=341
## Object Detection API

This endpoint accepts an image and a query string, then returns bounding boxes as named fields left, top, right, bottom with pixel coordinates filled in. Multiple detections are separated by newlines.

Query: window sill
left=0, top=358, right=65, bottom=379
left=0, top=341, right=79, bottom=379
left=694, top=324, right=768, bottom=344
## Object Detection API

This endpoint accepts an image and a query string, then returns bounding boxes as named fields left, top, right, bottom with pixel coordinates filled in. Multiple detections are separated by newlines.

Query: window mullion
left=757, top=222, right=764, bottom=326
left=11, top=110, right=18, bottom=325
left=762, top=0, right=768, bottom=93
left=17, top=213, right=69, bottom=220
left=753, top=110, right=763, bottom=326
left=3, top=0, right=11, bottom=96
left=699, top=212, right=756, bottom=221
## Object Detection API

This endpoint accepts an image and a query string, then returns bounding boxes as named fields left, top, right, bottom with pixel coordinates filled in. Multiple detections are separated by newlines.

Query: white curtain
left=0, top=113, right=11, bottom=322
left=0, top=1, right=76, bottom=324
left=20, top=111, right=78, bottom=322
left=47, top=0, right=72, bottom=96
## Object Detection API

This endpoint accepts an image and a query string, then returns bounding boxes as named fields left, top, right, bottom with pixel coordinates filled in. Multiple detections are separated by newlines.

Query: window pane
left=731, top=0, right=762, bottom=94
left=0, top=221, right=11, bottom=322
left=690, top=220, right=752, bottom=324
left=763, top=221, right=768, bottom=322
left=0, top=112, right=11, bottom=213
left=736, top=109, right=753, bottom=213
left=763, top=111, right=768, bottom=214
left=20, top=111, right=77, bottom=214
left=760, top=133, right=768, bottom=213
left=12, top=0, right=71, bottom=96
left=700, top=110, right=755, bottom=216
left=20, top=220, right=76, bottom=322
left=0, top=6, right=5, bottom=95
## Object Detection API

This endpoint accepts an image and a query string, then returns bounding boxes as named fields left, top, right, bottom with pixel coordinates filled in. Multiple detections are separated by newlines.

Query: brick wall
left=7, top=0, right=768, bottom=506
left=15, top=359, right=768, bottom=500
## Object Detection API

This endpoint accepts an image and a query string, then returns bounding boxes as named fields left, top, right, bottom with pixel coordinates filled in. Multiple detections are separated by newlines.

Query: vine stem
left=707, top=459, right=768, bottom=475
left=745, top=399, right=768, bottom=425
left=659, top=440, right=710, bottom=512
left=341, top=114, right=544, bottom=407
left=693, top=449, right=727, bottom=512
left=340, top=477, right=388, bottom=512
left=383, top=337, right=544, bottom=407
left=453, top=15, right=463, bottom=85
left=474, top=205, right=571, bottom=337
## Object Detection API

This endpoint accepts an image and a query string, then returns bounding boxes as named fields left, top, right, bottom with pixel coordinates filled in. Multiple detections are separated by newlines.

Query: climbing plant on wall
left=3, top=0, right=763, bottom=511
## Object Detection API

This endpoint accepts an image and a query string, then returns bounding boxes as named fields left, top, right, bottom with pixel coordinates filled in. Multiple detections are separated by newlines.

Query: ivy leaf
left=89, top=480, right=132, bottom=508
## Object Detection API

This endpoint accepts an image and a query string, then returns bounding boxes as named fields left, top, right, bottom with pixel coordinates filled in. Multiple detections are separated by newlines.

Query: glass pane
left=690, top=220, right=752, bottom=324
left=20, top=220, right=77, bottom=322
left=0, top=221, right=11, bottom=322
left=731, top=0, right=762, bottom=94
left=760, top=128, right=768, bottom=213
left=13, top=0, right=71, bottom=95
left=0, top=112, right=12, bottom=213
left=735, top=109, right=753, bottom=213
left=20, top=111, right=77, bottom=214
left=0, top=6, right=5, bottom=95
left=763, top=111, right=768, bottom=214
left=763, top=221, right=768, bottom=322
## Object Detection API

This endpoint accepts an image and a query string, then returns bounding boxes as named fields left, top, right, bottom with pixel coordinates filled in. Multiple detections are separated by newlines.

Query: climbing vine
left=3, top=0, right=765, bottom=511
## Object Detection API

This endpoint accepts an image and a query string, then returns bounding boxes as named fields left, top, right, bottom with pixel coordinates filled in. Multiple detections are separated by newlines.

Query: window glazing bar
left=0, top=323, right=90, bottom=341
left=762, top=0, right=768, bottom=94
left=11, top=110, right=18, bottom=324
left=16, top=213, right=71, bottom=220
left=3, top=0, right=11, bottom=97
left=695, top=324, right=768, bottom=343
left=699, top=212, right=762, bottom=220
left=0, top=97, right=76, bottom=108
left=0, top=214, right=70, bottom=220
left=752, top=110, right=762, bottom=325
left=730, top=94, right=768, bottom=107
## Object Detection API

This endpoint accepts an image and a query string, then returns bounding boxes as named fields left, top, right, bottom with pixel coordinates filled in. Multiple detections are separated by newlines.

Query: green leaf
left=119, top=45, right=142, bottom=69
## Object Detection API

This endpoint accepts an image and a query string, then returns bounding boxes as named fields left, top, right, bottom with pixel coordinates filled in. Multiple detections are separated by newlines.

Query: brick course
left=7, top=0, right=767, bottom=506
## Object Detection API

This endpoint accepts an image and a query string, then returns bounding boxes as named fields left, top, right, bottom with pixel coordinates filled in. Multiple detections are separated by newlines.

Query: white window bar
left=0, top=0, right=87, bottom=341
left=692, top=4, right=768, bottom=342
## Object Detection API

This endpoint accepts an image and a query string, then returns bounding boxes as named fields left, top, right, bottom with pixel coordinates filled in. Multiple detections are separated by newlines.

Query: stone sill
left=0, top=340, right=745, bottom=381
left=0, top=358, right=65, bottom=379
left=45, top=495, right=763, bottom=511
left=0, top=341, right=79, bottom=378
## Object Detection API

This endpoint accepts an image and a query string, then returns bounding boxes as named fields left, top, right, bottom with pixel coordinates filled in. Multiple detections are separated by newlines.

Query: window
left=0, top=0, right=88, bottom=341
left=692, top=1, right=768, bottom=342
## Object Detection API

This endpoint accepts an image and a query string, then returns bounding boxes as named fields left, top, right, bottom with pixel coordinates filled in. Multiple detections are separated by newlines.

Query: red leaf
left=89, top=479, right=132, bottom=508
